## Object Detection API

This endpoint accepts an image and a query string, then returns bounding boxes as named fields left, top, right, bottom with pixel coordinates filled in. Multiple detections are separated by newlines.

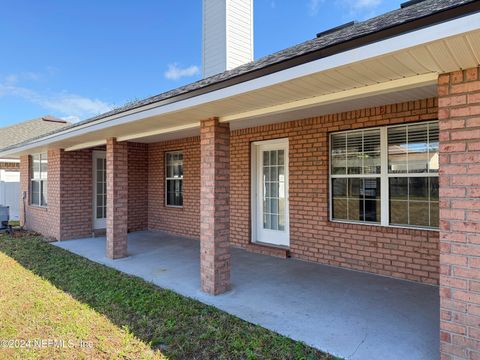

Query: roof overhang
left=2, top=7, right=480, bottom=157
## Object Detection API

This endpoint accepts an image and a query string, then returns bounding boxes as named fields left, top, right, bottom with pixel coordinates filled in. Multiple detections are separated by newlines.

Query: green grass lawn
left=0, top=232, right=336, bottom=360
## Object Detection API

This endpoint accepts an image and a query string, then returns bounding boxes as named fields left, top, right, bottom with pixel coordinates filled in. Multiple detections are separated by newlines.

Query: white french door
left=93, top=151, right=107, bottom=230
left=252, top=139, right=289, bottom=247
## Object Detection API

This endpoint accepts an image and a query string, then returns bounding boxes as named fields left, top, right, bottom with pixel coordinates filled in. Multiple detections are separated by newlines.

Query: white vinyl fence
left=0, top=181, right=20, bottom=220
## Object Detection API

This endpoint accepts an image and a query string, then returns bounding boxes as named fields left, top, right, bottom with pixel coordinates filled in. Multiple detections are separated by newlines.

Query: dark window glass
left=389, top=176, right=438, bottom=228
left=166, top=152, right=183, bottom=206
left=332, top=178, right=380, bottom=223
left=31, top=180, right=40, bottom=206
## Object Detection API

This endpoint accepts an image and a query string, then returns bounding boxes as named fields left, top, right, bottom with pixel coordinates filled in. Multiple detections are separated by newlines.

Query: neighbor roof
left=0, top=116, right=69, bottom=150
left=1, top=0, right=479, bottom=153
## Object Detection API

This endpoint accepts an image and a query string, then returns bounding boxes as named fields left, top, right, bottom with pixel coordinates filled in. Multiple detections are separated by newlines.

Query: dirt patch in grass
left=0, top=232, right=337, bottom=360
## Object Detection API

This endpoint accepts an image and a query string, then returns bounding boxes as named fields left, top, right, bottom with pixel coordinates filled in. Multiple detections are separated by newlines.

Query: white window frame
left=329, top=121, right=439, bottom=230
left=165, top=150, right=184, bottom=208
left=92, top=150, right=107, bottom=230
left=251, top=138, right=290, bottom=247
left=30, top=152, right=48, bottom=207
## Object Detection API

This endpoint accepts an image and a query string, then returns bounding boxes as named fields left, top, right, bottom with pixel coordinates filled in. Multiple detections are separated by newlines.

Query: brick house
left=1, top=0, right=480, bottom=358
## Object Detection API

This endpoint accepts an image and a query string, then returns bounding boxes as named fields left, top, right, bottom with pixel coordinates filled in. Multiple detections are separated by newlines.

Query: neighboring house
left=0, top=0, right=480, bottom=358
left=0, top=116, right=69, bottom=219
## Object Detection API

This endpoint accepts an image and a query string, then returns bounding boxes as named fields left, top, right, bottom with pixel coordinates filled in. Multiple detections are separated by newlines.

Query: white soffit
left=2, top=11, right=480, bottom=156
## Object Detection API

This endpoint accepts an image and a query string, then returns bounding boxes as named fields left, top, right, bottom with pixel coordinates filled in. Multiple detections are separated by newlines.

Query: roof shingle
left=0, top=116, right=69, bottom=150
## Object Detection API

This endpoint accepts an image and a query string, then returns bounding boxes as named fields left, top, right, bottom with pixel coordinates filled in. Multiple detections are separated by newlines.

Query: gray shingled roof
left=1, top=0, right=478, bottom=153
left=0, top=116, right=69, bottom=150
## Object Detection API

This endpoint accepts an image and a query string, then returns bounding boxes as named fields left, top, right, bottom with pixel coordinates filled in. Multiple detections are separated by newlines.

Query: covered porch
left=54, top=230, right=439, bottom=360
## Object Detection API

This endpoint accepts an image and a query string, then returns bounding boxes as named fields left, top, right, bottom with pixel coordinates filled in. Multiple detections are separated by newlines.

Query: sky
left=0, top=0, right=404, bottom=127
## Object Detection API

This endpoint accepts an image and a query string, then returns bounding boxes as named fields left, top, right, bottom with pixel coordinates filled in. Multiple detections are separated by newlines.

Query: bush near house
left=0, top=232, right=337, bottom=360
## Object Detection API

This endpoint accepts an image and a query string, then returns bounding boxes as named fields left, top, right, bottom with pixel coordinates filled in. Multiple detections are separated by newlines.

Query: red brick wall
left=59, top=149, right=93, bottom=240
left=106, top=138, right=128, bottom=259
left=199, top=119, right=231, bottom=295
left=230, top=98, right=439, bottom=285
left=143, top=99, right=439, bottom=284
left=20, top=143, right=150, bottom=240
left=438, top=67, right=480, bottom=359
left=147, top=137, right=200, bottom=237
left=20, top=149, right=61, bottom=239
left=20, top=149, right=93, bottom=240
left=128, top=142, right=148, bottom=232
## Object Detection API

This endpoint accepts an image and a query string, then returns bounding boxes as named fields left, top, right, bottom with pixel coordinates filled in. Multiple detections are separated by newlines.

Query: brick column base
left=106, top=138, right=128, bottom=259
left=200, top=118, right=231, bottom=295
left=438, top=67, right=480, bottom=360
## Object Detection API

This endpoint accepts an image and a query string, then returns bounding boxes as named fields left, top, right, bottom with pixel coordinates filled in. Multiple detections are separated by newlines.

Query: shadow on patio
left=54, top=230, right=439, bottom=360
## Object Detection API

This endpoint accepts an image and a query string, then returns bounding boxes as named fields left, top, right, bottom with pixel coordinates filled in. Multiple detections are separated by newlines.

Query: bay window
left=165, top=151, right=183, bottom=207
left=31, top=153, right=48, bottom=207
left=330, top=121, right=439, bottom=229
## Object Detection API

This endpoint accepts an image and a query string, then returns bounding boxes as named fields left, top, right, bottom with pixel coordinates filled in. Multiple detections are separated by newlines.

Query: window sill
left=329, top=219, right=439, bottom=232
left=29, top=205, right=48, bottom=210
left=165, top=205, right=183, bottom=209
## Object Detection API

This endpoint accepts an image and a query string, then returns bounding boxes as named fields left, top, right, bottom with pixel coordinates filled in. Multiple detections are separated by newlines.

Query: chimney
left=202, top=0, right=254, bottom=78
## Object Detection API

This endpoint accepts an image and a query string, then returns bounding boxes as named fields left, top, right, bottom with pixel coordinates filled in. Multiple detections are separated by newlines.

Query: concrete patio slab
left=53, top=230, right=439, bottom=360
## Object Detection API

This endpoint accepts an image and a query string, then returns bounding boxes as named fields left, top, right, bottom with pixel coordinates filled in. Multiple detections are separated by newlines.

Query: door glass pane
left=278, top=214, right=285, bottom=231
left=262, top=149, right=286, bottom=231
left=96, top=158, right=107, bottom=219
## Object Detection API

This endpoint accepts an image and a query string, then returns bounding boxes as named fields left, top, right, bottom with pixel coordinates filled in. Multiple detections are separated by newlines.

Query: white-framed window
left=30, top=153, right=48, bottom=207
left=165, top=151, right=183, bottom=207
left=330, top=121, right=439, bottom=229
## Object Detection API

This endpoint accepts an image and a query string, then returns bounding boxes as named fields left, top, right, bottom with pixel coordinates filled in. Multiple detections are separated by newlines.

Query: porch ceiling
left=3, top=18, right=480, bottom=156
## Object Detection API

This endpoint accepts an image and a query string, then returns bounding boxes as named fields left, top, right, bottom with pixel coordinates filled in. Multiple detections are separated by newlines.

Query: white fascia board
left=2, top=11, right=480, bottom=157
left=64, top=140, right=107, bottom=152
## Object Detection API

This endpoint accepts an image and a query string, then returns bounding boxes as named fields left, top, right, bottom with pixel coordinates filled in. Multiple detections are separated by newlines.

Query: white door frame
left=251, top=138, right=289, bottom=247
left=92, top=150, right=107, bottom=230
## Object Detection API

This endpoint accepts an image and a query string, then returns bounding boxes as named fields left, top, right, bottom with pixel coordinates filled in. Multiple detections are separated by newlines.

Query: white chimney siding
left=202, top=0, right=254, bottom=78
